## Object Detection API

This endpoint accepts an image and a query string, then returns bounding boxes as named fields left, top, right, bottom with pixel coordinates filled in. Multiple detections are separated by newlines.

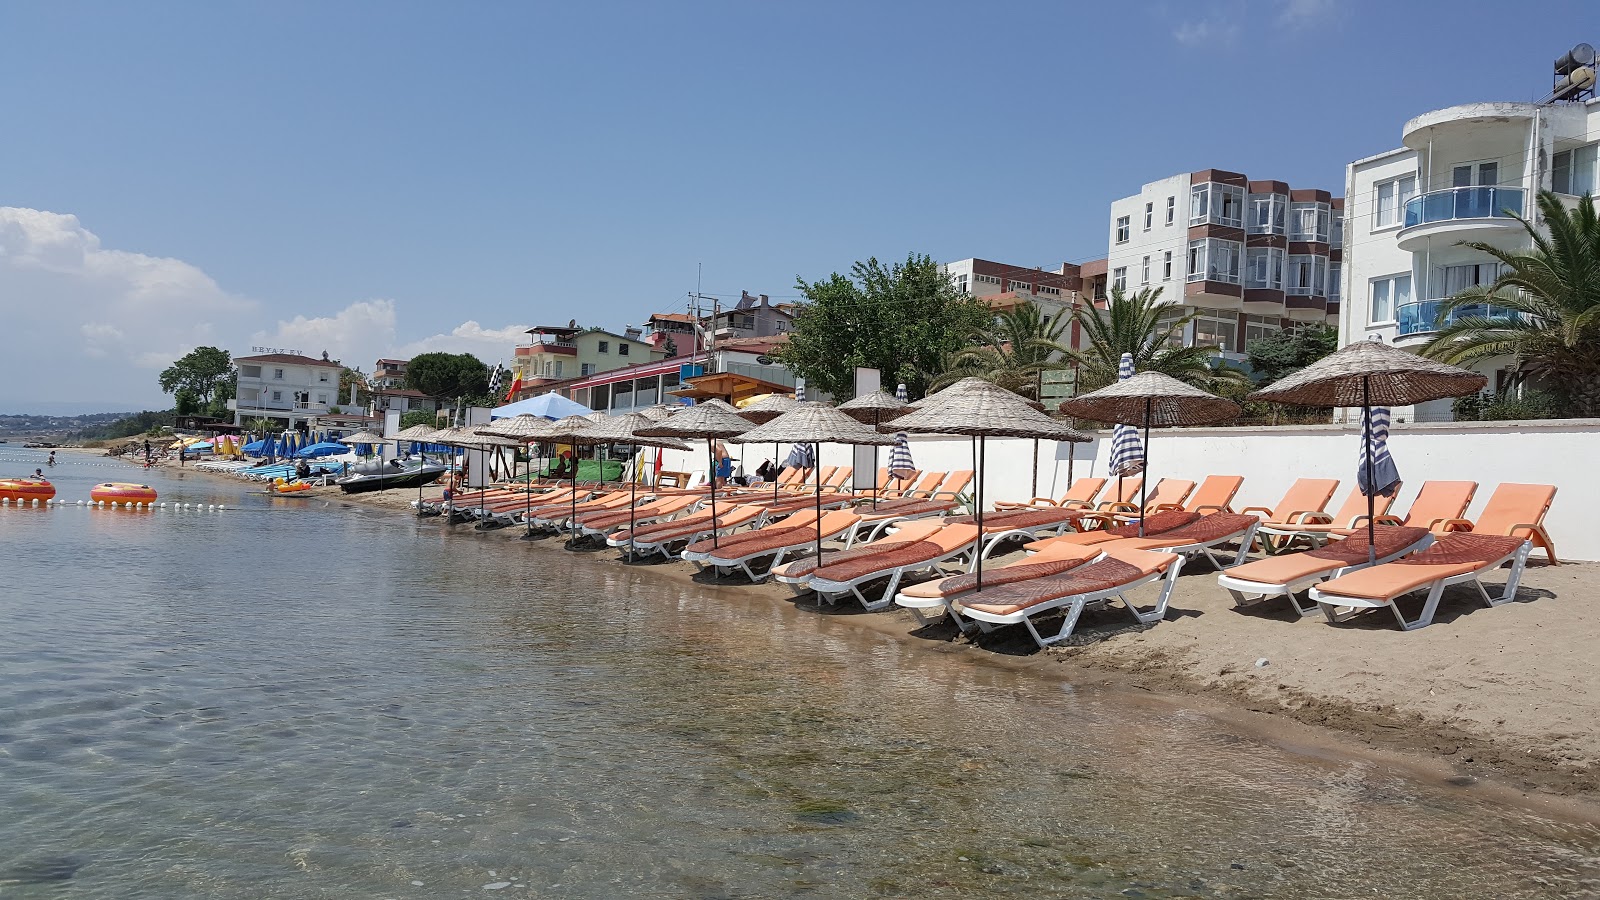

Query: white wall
left=657, top=419, right=1600, bottom=560
left=1108, top=172, right=1189, bottom=299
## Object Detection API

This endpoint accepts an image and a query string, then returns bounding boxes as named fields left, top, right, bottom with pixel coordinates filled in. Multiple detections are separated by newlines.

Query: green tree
left=1422, top=191, right=1600, bottom=416
left=339, top=367, right=371, bottom=407
left=1069, top=286, right=1248, bottom=393
left=159, top=346, right=234, bottom=407
left=399, top=409, right=438, bottom=430
left=931, top=304, right=1072, bottom=398
left=779, top=253, right=991, bottom=399
left=1246, top=323, right=1340, bottom=385
left=405, top=352, right=490, bottom=401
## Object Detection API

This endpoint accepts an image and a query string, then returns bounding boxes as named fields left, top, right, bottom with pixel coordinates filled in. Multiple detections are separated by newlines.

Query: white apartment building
left=231, top=351, right=346, bottom=427
left=1340, top=95, right=1600, bottom=421
left=1103, top=170, right=1343, bottom=360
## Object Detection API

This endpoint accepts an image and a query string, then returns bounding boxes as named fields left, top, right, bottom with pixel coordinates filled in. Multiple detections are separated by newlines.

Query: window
left=1190, top=182, right=1244, bottom=227
left=1289, top=203, right=1330, bottom=242
left=318, top=371, right=330, bottom=382
left=975, top=273, right=1001, bottom=286
left=1112, top=266, right=1127, bottom=291
left=1039, top=285, right=1060, bottom=296
left=1192, top=310, right=1235, bottom=352
left=1115, top=216, right=1130, bottom=243
left=1143, top=202, right=1153, bottom=231
left=1244, top=314, right=1281, bottom=347
left=1331, top=212, right=1344, bottom=247
left=618, top=343, right=630, bottom=356
left=581, top=363, right=596, bottom=376
left=273, top=368, right=285, bottom=380
left=1141, top=256, right=1150, bottom=285
left=1327, top=262, right=1341, bottom=303
left=1010, top=282, right=1031, bottom=293
left=1436, top=262, right=1501, bottom=297
left=315, top=393, right=328, bottom=405
left=1247, top=194, right=1286, bottom=235
left=1369, top=274, right=1410, bottom=323
left=598, top=340, right=610, bottom=353
left=954, top=273, right=969, bottom=293
left=1163, top=251, right=1173, bottom=280
left=271, top=390, right=283, bottom=402
left=1186, top=238, right=1242, bottom=284
left=1286, top=255, right=1327, bottom=295
left=1452, top=161, right=1498, bottom=187
left=1245, top=247, right=1285, bottom=291
left=1554, top=144, right=1598, bottom=196
left=241, top=365, right=262, bottom=378
left=1154, top=308, right=1187, bottom=348
left=1165, top=196, right=1175, bottom=226
left=1373, top=175, right=1417, bottom=228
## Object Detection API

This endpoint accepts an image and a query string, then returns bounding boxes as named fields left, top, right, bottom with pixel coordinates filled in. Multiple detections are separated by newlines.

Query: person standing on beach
left=179, top=445, right=186, bottom=466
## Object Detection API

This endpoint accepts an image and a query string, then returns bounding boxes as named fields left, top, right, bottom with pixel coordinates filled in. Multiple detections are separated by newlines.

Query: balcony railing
left=1396, top=299, right=1520, bottom=337
left=1402, top=187, right=1525, bottom=228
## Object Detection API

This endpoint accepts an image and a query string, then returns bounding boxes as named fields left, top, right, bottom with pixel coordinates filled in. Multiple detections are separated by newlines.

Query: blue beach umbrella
left=295, top=441, right=351, bottom=459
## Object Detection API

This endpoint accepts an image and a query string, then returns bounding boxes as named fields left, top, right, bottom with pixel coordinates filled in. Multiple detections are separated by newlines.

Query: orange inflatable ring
left=90, top=483, right=158, bottom=505
left=0, top=478, right=56, bottom=503
left=275, top=482, right=313, bottom=493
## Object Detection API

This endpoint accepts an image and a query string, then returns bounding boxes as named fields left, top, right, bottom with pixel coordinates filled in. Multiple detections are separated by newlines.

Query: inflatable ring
left=0, top=478, right=56, bottom=503
left=90, top=483, right=158, bottom=505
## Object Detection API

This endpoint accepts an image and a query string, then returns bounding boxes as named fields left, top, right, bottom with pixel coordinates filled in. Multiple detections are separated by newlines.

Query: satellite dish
left=755, top=355, right=773, bottom=365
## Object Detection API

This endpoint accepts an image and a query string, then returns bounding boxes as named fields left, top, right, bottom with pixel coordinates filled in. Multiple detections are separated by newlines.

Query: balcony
left=1395, top=187, right=1524, bottom=251
left=1395, top=298, right=1520, bottom=339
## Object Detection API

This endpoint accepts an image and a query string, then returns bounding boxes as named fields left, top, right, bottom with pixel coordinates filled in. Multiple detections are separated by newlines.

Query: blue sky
left=0, top=0, right=1590, bottom=412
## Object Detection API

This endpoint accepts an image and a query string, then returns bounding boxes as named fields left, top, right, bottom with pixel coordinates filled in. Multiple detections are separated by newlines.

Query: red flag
left=503, top=372, right=523, bottom=403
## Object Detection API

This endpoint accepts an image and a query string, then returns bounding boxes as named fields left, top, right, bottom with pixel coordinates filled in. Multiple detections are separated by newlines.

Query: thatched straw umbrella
left=392, top=423, right=442, bottom=512
left=639, top=404, right=680, bottom=422
left=636, top=402, right=751, bottom=549
left=586, top=413, right=692, bottom=559
left=837, top=390, right=912, bottom=507
left=737, top=394, right=802, bottom=500
left=886, top=379, right=1090, bottom=590
left=477, top=415, right=552, bottom=537
left=1059, top=371, right=1240, bottom=537
left=1249, top=340, right=1486, bottom=561
left=539, top=416, right=611, bottom=547
left=733, top=403, right=894, bottom=562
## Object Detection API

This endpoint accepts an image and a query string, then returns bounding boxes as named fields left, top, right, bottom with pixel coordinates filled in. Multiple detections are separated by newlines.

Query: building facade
left=231, top=352, right=346, bottom=427
left=372, top=358, right=409, bottom=390
left=511, top=325, right=665, bottom=397
left=941, top=258, right=1083, bottom=317
left=708, top=291, right=794, bottom=342
left=1340, top=96, right=1600, bottom=421
left=1103, top=169, right=1343, bottom=360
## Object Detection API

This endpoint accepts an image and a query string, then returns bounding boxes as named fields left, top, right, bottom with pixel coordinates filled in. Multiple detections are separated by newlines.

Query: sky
left=0, top=0, right=1591, bottom=413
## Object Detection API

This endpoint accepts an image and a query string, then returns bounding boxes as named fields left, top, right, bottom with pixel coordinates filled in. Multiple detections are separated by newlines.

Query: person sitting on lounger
left=552, top=450, right=576, bottom=478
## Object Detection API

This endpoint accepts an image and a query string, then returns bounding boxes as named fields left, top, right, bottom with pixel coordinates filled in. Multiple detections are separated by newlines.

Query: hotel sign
left=250, top=346, right=303, bottom=356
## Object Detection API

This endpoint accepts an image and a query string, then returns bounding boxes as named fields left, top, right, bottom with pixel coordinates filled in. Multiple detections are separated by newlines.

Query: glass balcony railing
left=1396, top=299, right=1520, bottom=337
left=1402, top=187, right=1524, bottom=228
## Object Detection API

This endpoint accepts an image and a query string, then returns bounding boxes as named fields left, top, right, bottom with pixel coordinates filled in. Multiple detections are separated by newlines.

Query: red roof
left=376, top=358, right=407, bottom=366
left=371, top=388, right=433, bottom=398
left=649, top=312, right=697, bottom=324
left=238, top=353, right=343, bottom=368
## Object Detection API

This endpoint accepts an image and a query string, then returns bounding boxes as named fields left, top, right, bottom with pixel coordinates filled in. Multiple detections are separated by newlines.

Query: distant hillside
left=0, top=412, right=153, bottom=441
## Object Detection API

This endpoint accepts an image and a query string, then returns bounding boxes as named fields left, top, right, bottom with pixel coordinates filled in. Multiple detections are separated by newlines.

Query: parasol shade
left=1059, top=371, right=1239, bottom=426
left=1247, top=340, right=1486, bottom=407
left=836, top=389, right=911, bottom=424
left=731, top=402, right=895, bottom=447
left=887, top=379, right=1091, bottom=442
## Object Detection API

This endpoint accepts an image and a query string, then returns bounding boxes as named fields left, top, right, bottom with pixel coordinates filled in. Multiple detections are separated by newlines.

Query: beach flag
left=486, top=364, right=505, bottom=399
left=503, top=370, right=523, bottom=403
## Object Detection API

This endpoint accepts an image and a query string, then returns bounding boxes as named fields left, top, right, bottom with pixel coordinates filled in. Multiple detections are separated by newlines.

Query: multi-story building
left=510, top=324, right=665, bottom=398
left=707, top=291, right=794, bottom=342
left=1103, top=170, right=1343, bottom=359
left=231, top=351, right=346, bottom=427
left=372, top=358, right=409, bottom=390
left=1340, top=88, right=1599, bottom=421
left=941, top=258, right=1083, bottom=317
left=643, top=313, right=699, bottom=354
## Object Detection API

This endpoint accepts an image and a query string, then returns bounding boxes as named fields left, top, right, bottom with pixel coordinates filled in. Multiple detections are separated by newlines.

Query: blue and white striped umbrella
left=1357, top=406, right=1402, bottom=497
left=784, top=442, right=815, bottom=469
left=794, top=380, right=805, bottom=403
left=1109, top=354, right=1146, bottom=476
left=888, top=383, right=915, bottom=479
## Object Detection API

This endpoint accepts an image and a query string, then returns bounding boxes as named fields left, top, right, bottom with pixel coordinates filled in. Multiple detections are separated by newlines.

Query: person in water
left=46, top=451, right=56, bottom=467
left=33, top=468, right=46, bottom=480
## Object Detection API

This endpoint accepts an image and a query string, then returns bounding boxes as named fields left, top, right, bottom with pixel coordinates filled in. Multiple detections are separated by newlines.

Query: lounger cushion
left=1112, top=512, right=1258, bottom=549
left=943, top=508, right=1081, bottom=529
left=1225, top=526, right=1431, bottom=585
left=687, top=525, right=813, bottom=558
left=1315, top=533, right=1525, bottom=601
left=898, top=545, right=1099, bottom=599
left=955, top=549, right=1170, bottom=617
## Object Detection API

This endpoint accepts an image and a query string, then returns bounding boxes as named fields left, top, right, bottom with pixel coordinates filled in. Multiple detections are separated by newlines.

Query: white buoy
left=77, top=500, right=85, bottom=506
left=218, top=504, right=225, bottom=511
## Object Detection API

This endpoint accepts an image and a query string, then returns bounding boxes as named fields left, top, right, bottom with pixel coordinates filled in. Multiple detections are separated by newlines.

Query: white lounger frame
left=1308, top=540, right=1531, bottom=631
left=951, top=556, right=1186, bottom=649
left=1217, top=533, right=1434, bottom=616
left=685, top=522, right=858, bottom=582
left=895, top=551, right=1106, bottom=631
left=788, top=541, right=978, bottom=612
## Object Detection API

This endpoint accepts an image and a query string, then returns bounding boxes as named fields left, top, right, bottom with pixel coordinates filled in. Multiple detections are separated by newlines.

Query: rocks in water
left=0, top=854, right=86, bottom=884
left=482, top=882, right=511, bottom=890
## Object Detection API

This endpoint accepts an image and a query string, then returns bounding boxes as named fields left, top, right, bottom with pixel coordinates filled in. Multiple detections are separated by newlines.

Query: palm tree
left=930, top=304, right=1072, bottom=398
left=1069, top=285, right=1248, bottom=392
left=1422, top=191, right=1600, bottom=416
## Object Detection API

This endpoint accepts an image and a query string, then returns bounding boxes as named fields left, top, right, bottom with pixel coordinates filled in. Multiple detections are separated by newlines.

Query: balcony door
left=1452, top=162, right=1498, bottom=187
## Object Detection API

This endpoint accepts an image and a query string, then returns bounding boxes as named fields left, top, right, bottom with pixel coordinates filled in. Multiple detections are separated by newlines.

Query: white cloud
left=1277, top=0, right=1335, bottom=28
left=1172, top=16, right=1240, bottom=46
left=0, top=205, right=534, bottom=412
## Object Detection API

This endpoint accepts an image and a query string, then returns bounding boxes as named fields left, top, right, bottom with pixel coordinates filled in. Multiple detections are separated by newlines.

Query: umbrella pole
left=1139, top=398, right=1151, bottom=538
left=814, top=442, right=823, bottom=562
left=628, top=442, right=638, bottom=560
left=522, top=443, right=535, bottom=539
left=569, top=448, right=579, bottom=548
left=976, top=435, right=986, bottom=591
left=1031, top=438, right=1038, bottom=501
left=773, top=442, right=780, bottom=502
left=1364, top=376, right=1376, bottom=565
left=708, top=438, right=720, bottom=549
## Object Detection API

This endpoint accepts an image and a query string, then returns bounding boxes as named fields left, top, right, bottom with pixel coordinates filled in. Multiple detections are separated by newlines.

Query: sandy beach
left=150, top=457, right=1600, bottom=806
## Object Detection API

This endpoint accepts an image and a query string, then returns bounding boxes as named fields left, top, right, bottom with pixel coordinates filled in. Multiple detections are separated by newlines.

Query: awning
left=668, top=371, right=793, bottom=404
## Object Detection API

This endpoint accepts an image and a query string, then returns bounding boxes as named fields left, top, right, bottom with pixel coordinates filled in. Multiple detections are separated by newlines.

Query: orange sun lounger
left=1433, top=482, right=1557, bottom=565
left=894, top=540, right=1103, bottom=628
left=1216, top=525, right=1434, bottom=615
left=773, top=520, right=976, bottom=611
left=993, top=477, right=1108, bottom=512
left=684, top=509, right=865, bottom=581
left=1309, top=533, right=1532, bottom=631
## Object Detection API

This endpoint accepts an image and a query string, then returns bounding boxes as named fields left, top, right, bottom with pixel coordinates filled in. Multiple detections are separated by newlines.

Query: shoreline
left=148, top=456, right=1600, bottom=817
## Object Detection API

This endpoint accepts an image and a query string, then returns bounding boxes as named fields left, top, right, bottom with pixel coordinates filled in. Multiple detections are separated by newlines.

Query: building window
left=1010, top=282, right=1031, bottom=294
left=1143, top=202, right=1153, bottom=231
left=1039, top=285, right=1060, bottom=296
left=1141, top=256, right=1150, bottom=285
left=1373, top=175, right=1417, bottom=228
left=1162, top=250, right=1173, bottom=280
left=315, top=393, right=328, bottom=405
left=1435, top=262, right=1501, bottom=298
left=241, top=365, right=261, bottom=378
left=1328, top=262, right=1342, bottom=303
left=1186, top=239, right=1242, bottom=284
left=955, top=273, right=969, bottom=293
left=1331, top=212, right=1344, bottom=247
left=1247, top=194, right=1286, bottom=235
left=1290, top=203, right=1331, bottom=242
left=1370, top=274, right=1409, bottom=323
left=271, top=390, right=283, bottom=402
left=1244, top=314, right=1281, bottom=347
left=1154, top=308, right=1187, bottom=349
left=1287, top=255, right=1327, bottom=295
left=1190, top=182, right=1244, bottom=227
left=274, top=368, right=285, bottom=380
left=1112, top=267, right=1127, bottom=292
left=1452, top=161, right=1498, bottom=187
left=318, top=371, right=330, bottom=382
left=618, top=343, right=630, bottom=356
left=581, top=363, right=596, bottom=376
left=1245, top=247, right=1285, bottom=291
left=1553, top=144, right=1598, bottom=196
left=1192, top=310, right=1235, bottom=353
left=1165, top=196, right=1175, bottom=226
left=598, top=341, right=610, bottom=353
left=1115, top=216, right=1130, bottom=244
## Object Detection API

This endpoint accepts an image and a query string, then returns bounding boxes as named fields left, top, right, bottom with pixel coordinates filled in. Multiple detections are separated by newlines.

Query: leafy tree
left=779, top=253, right=991, bottom=399
left=405, top=352, right=490, bottom=401
left=1069, top=285, right=1249, bottom=393
left=399, top=409, right=438, bottom=430
left=1246, top=323, right=1340, bottom=385
left=79, top=410, right=177, bottom=440
left=931, top=304, right=1073, bottom=398
left=662, top=336, right=678, bottom=357
left=159, top=346, right=234, bottom=406
left=174, top=388, right=200, bottom=416
left=339, top=367, right=371, bottom=407
left=205, top=374, right=236, bottom=420
left=1422, top=191, right=1600, bottom=416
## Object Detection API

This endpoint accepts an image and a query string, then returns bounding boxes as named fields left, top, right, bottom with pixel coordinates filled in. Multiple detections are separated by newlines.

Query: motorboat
left=336, top=459, right=448, bottom=494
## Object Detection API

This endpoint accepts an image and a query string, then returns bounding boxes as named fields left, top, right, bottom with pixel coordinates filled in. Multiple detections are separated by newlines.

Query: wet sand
left=151, top=460, right=1600, bottom=807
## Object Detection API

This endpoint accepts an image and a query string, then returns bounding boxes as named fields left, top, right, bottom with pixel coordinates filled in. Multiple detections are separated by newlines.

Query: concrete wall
left=660, top=419, right=1600, bottom=560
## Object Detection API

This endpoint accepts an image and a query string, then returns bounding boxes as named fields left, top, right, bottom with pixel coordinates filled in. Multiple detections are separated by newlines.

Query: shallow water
left=2, top=449, right=1599, bottom=897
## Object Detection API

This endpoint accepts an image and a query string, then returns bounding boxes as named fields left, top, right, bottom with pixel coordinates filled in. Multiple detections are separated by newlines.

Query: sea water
left=1, top=449, right=1598, bottom=897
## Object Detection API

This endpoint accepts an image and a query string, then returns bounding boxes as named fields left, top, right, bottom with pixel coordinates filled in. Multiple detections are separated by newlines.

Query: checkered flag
left=486, top=364, right=504, bottom=398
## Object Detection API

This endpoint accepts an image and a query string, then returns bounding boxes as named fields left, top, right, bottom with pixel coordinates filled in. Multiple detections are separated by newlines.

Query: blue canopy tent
left=492, top=392, right=592, bottom=420
left=295, top=441, right=351, bottom=459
